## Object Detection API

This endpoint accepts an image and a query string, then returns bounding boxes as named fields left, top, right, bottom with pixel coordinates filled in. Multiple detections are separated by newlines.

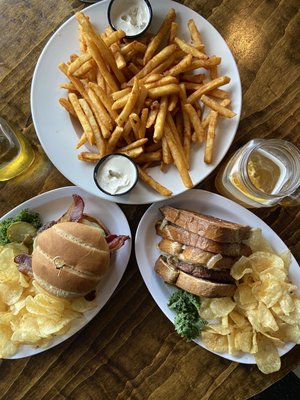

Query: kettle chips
left=0, top=246, right=96, bottom=358
left=200, top=233, right=300, bottom=374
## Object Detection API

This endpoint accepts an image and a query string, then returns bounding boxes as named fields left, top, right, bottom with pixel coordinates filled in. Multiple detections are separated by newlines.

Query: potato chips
left=0, top=246, right=96, bottom=358
left=199, top=230, right=300, bottom=374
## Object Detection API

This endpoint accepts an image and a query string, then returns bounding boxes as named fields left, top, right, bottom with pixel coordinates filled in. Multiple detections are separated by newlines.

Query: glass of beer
left=0, top=117, right=35, bottom=181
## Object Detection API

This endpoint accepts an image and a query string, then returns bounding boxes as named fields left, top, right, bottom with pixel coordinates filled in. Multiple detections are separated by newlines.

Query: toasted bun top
left=32, top=221, right=110, bottom=298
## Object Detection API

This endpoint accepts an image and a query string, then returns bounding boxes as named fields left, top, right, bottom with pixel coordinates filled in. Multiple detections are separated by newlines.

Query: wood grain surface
left=0, top=0, right=299, bottom=399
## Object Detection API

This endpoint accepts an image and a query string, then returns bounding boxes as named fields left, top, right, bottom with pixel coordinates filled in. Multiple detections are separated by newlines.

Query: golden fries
left=169, top=22, right=177, bottom=44
left=174, top=37, right=208, bottom=59
left=148, top=83, right=180, bottom=99
left=68, top=93, right=94, bottom=145
left=201, top=94, right=236, bottom=118
left=154, top=97, right=168, bottom=142
left=143, top=8, right=176, bottom=65
left=138, top=166, right=173, bottom=197
left=184, top=104, right=205, bottom=143
left=139, top=108, right=149, bottom=139
left=165, top=54, right=193, bottom=77
left=187, top=18, right=204, bottom=49
left=187, top=76, right=231, bottom=104
left=58, top=9, right=237, bottom=196
left=132, top=44, right=178, bottom=82
left=76, top=12, right=126, bottom=85
left=204, top=110, right=218, bottom=164
left=59, top=97, right=76, bottom=117
left=116, top=78, right=140, bottom=126
left=107, top=126, right=124, bottom=153
left=129, top=113, right=141, bottom=139
left=146, top=100, right=160, bottom=128
left=165, top=124, right=193, bottom=189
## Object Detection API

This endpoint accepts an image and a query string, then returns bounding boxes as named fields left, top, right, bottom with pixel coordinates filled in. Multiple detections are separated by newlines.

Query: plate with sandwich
left=0, top=186, right=131, bottom=359
left=135, top=189, right=300, bottom=365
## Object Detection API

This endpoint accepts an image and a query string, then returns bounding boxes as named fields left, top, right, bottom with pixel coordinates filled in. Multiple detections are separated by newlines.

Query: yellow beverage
left=215, top=139, right=300, bottom=208
left=247, top=150, right=283, bottom=194
left=0, top=118, right=35, bottom=181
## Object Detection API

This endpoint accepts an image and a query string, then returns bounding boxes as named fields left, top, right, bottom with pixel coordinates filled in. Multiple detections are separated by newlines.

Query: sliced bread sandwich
left=154, top=206, right=252, bottom=298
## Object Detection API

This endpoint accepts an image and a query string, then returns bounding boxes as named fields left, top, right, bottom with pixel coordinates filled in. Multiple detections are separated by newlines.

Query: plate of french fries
left=31, top=0, right=242, bottom=204
left=135, top=189, right=300, bottom=373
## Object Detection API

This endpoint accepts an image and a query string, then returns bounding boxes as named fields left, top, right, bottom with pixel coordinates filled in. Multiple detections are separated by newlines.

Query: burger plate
left=135, top=189, right=300, bottom=364
left=1, top=186, right=131, bottom=359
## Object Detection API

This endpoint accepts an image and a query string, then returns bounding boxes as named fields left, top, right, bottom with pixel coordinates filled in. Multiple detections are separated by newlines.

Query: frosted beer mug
left=215, top=139, right=300, bottom=208
left=0, top=117, right=35, bottom=181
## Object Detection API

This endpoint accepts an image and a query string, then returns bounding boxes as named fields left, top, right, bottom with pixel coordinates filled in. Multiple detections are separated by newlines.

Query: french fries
left=174, top=37, right=208, bottom=59
left=154, top=96, right=168, bottom=142
left=204, top=110, right=218, bottom=164
left=187, top=76, right=231, bottom=104
left=201, top=94, right=236, bottom=118
left=58, top=10, right=236, bottom=196
left=143, top=8, right=176, bottom=65
left=68, top=93, right=94, bottom=145
left=138, top=166, right=173, bottom=197
left=116, top=78, right=140, bottom=126
left=184, top=104, right=206, bottom=143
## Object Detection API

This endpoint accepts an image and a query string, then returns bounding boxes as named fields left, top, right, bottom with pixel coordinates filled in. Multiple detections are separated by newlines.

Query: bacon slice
left=84, top=290, right=96, bottom=301
left=38, top=194, right=85, bottom=233
left=106, top=234, right=130, bottom=251
left=15, top=253, right=33, bottom=277
left=58, top=194, right=85, bottom=223
left=37, top=219, right=56, bottom=233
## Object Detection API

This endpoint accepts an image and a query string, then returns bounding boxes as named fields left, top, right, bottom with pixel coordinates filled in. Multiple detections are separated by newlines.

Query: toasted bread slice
left=158, top=239, right=237, bottom=269
left=154, top=255, right=179, bottom=284
left=154, top=256, right=236, bottom=298
left=156, top=222, right=252, bottom=257
left=176, top=270, right=236, bottom=298
left=160, top=206, right=251, bottom=243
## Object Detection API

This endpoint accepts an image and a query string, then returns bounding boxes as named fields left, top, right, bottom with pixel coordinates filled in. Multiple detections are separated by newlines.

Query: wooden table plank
left=0, top=1, right=299, bottom=399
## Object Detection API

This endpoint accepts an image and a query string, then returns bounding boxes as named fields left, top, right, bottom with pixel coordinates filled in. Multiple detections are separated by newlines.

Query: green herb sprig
left=168, top=289, right=207, bottom=341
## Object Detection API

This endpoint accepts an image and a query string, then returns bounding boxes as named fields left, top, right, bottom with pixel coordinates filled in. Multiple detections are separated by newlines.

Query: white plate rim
left=0, top=186, right=132, bottom=359
left=134, top=189, right=299, bottom=364
left=30, top=0, right=242, bottom=205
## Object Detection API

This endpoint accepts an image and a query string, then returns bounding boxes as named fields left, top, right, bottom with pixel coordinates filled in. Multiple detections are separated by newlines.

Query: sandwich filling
left=164, top=255, right=235, bottom=283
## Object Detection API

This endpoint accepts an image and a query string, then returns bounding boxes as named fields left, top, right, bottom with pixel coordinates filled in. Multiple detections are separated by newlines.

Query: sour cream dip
left=94, top=154, right=138, bottom=196
left=108, top=0, right=152, bottom=38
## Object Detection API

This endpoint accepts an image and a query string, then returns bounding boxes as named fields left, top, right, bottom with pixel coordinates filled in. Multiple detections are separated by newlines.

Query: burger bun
left=32, top=221, right=110, bottom=298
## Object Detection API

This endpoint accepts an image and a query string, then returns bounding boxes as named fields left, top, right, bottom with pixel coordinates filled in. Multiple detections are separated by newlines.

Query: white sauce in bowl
left=94, top=154, right=138, bottom=195
left=109, top=0, right=151, bottom=37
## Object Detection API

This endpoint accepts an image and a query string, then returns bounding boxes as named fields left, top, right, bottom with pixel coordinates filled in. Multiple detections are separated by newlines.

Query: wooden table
left=0, top=0, right=299, bottom=399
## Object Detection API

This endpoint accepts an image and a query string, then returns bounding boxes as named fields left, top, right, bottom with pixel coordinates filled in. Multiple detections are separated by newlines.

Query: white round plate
left=135, top=189, right=299, bottom=364
left=1, top=186, right=132, bottom=359
left=31, top=0, right=242, bottom=205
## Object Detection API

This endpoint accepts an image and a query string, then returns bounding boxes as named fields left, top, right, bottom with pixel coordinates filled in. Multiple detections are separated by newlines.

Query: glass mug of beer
left=0, top=117, right=35, bottom=181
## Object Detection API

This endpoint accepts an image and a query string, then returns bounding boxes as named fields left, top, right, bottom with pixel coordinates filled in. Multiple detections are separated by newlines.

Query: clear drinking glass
left=215, top=139, right=300, bottom=208
left=0, top=117, right=35, bottom=181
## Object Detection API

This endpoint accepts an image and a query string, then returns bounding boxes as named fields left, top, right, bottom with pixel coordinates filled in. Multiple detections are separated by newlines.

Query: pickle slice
left=5, top=242, right=29, bottom=256
left=6, top=221, right=37, bottom=244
